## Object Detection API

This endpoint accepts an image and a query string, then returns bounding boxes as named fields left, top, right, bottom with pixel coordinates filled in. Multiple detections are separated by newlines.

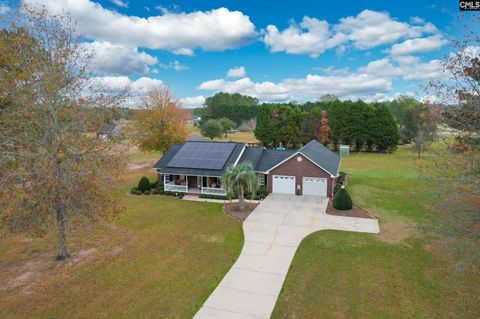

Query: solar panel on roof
left=167, top=142, right=236, bottom=170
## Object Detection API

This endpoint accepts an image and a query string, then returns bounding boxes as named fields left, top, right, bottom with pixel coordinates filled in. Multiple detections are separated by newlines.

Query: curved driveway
left=194, top=193, right=380, bottom=319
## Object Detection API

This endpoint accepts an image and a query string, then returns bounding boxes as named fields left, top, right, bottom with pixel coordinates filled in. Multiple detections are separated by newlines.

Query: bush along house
left=153, top=140, right=340, bottom=197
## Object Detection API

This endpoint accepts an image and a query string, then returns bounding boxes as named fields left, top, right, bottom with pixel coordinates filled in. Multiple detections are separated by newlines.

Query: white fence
left=201, top=187, right=227, bottom=196
left=164, top=181, right=187, bottom=193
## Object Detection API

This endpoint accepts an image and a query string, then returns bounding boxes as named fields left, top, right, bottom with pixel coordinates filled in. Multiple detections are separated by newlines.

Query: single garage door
left=302, top=177, right=327, bottom=196
left=272, top=175, right=296, bottom=194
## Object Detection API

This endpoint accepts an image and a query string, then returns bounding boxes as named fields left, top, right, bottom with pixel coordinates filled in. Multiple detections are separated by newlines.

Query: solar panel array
left=167, top=142, right=236, bottom=170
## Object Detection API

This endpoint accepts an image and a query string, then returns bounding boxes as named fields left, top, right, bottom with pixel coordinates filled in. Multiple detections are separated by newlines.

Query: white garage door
left=302, top=177, right=327, bottom=196
left=272, top=175, right=296, bottom=194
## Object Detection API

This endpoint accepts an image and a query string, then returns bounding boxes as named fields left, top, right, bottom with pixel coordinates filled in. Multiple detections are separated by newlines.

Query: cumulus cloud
left=159, top=60, right=189, bottom=71
left=263, top=17, right=329, bottom=58
left=24, top=0, right=257, bottom=54
left=198, top=54, right=446, bottom=102
left=198, top=75, right=391, bottom=102
left=180, top=96, right=206, bottom=108
left=358, top=56, right=445, bottom=81
left=388, top=35, right=447, bottom=55
left=81, top=41, right=157, bottom=75
left=110, top=0, right=127, bottom=8
left=92, top=76, right=163, bottom=106
left=263, top=9, right=440, bottom=57
left=0, top=1, right=10, bottom=14
left=227, top=66, right=246, bottom=78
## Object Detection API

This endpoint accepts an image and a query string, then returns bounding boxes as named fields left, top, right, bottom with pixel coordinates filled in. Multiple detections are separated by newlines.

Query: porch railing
left=201, top=187, right=227, bottom=196
left=164, top=181, right=187, bottom=193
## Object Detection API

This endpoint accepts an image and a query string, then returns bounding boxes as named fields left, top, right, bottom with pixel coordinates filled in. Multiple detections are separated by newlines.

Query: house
left=96, top=123, right=122, bottom=140
left=153, top=140, right=340, bottom=197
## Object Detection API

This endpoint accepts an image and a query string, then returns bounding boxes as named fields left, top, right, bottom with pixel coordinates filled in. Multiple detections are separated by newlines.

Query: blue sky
left=3, top=1, right=464, bottom=107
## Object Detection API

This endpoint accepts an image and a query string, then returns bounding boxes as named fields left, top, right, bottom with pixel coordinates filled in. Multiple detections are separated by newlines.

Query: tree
left=370, top=104, right=399, bottom=152
left=255, top=104, right=277, bottom=147
left=319, top=110, right=330, bottom=146
left=424, top=14, right=480, bottom=269
left=333, top=187, right=353, bottom=210
left=137, top=176, right=151, bottom=193
left=132, top=87, right=189, bottom=153
left=200, top=119, right=223, bottom=140
left=0, top=8, right=123, bottom=260
left=218, top=117, right=237, bottom=138
left=404, top=103, right=437, bottom=157
left=200, top=92, right=258, bottom=124
left=221, top=163, right=258, bottom=210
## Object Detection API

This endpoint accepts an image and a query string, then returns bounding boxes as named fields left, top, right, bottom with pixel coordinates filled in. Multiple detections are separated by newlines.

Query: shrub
left=333, top=188, right=353, bottom=210
left=130, top=187, right=138, bottom=194
left=256, top=188, right=269, bottom=199
left=199, top=194, right=228, bottom=200
left=150, top=180, right=158, bottom=189
left=133, top=190, right=143, bottom=195
left=151, top=188, right=159, bottom=195
left=144, top=190, right=151, bottom=195
left=178, top=193, right=184, bottom=199
left=137, top=176, right=151, bottom=193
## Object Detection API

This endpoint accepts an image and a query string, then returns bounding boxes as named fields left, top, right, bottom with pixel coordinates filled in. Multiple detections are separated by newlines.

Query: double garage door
left=272, top=175, right=327, bottom=196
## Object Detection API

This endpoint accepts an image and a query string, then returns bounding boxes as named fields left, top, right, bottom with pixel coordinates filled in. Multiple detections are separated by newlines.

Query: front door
left=187, top=176, right=198, bottom=188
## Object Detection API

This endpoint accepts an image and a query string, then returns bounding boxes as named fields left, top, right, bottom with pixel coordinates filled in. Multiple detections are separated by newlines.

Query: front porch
left=161, top=174, right=227, bottom=196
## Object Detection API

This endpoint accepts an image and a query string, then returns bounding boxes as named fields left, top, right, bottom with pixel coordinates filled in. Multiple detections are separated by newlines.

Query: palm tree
left=221, top=163, right=258, bottom=210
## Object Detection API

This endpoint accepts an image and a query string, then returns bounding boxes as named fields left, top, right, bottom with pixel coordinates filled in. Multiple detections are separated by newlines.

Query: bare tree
left=0, top=8, right=124, bottom=260
left=424, top=13, right=480, bottom=269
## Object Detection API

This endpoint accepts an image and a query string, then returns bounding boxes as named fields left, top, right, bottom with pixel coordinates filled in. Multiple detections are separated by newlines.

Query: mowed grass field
left=272, top=147, right=480, bottom=318
left=187, top=123, right=258, bottom=143
left=0, top=152, right=243, bottom=319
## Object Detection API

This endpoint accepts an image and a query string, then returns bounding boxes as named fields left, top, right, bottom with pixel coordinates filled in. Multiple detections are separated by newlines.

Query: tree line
left=255, top=100, right=399, bottom=152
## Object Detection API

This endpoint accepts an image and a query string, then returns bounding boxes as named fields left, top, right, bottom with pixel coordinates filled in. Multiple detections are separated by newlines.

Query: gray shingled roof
left=254, top=149, right=297, bottom=172
left=299, top=140, right=340, bottom=176
left=153, top=142, right=245, bottom=177
left=238, top=147, right=265, bottom=170
left=154, top=139, right=340, bottom=177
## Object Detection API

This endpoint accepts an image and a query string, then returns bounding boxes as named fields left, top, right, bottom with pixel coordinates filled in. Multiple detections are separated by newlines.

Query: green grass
left=272, top=146, right=480, bottom=318
left=187, top=124, right=258, bottom=143
left=0, top=154, right=243, bottom=319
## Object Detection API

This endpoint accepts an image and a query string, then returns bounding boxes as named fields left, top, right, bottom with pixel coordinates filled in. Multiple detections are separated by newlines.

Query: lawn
left=0, top=154, right=243, bottom=319
left=272, top=146, right=480, bottom=318
left=187, top=123, right=258, bottom=143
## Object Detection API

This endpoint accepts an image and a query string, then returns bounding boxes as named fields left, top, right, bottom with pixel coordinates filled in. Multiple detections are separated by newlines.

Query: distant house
left=153, top=140, right=340, bottom=197
left=96, top=123, right=122, bottom=140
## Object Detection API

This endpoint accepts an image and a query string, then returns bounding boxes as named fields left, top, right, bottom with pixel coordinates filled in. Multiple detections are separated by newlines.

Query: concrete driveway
left=194, top=193, right=379, bottom=319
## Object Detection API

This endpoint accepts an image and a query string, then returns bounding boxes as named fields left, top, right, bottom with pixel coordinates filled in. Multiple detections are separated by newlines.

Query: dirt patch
left=224, top=202, right=259, bottom=222
left=127, top=162, right=153, bottom=171
left=377, top=221, right=418, bottom=244
left=326, top=199, right=377, bottom=219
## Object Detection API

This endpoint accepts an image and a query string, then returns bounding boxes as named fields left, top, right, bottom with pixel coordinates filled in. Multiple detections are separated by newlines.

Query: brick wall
left=267, top=153, right=336, bottom=197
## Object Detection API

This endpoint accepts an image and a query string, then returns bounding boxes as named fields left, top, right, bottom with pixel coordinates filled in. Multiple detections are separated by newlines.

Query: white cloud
left=263, top=9, right=439, bottom=57
left=24, top=0, right=257, bottom=54
left=264, top=16, right=329, bottom=58
left=81, top=41, right=157, bottom=75
left=227, top=66, right=246, bottom=78
left=180, top=96, right=205, bottom=108
left=199, top=75, right=391, bottom=102
left=159, top=60, right=189, bottom=71
left=389, top=35, right=447, bottom=55
left=358, top=56, right=445, bottom=81
left=410, top=16, right=425, bottom=24
left=0, top=2, right=10, bottom=14
left=110, top=0, right=127, bottom=8
left=333, top=10, right=437, bottom=49
left=92, top=76, right=164, bottom=106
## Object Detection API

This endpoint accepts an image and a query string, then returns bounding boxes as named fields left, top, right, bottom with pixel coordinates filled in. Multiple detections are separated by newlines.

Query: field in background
left=187, top=124, right=258, bottom=143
